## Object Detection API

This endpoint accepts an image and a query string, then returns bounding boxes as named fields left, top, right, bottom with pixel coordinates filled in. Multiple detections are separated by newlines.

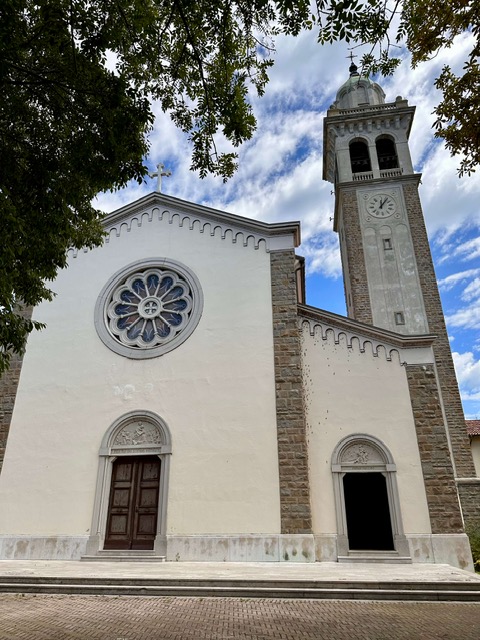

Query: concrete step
left=81, top=553, right=166, bottom=563
left=338, top=553, right=412, bottom=564
left=0, top=576, right=479, bottom=601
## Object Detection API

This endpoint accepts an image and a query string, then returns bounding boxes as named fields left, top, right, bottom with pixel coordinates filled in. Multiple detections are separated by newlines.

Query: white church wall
left=0, top=207, right=282, bottom=558
left=471, top=437, right=480, bottom=478
left=301, top=323, right=432, bottom=543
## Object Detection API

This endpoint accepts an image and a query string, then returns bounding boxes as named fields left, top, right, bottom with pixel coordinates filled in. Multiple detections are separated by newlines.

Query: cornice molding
left=336, top=173, right=422, bottom=192
left=68, top=192, right=301, bottom=259
left=298, top=304, right=436, bottom=365
left=325, top=101, right=415, bottom=129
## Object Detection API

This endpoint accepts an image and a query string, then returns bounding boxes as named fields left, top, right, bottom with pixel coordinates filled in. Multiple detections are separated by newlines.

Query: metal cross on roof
left=347, top=51, right=359, bottom=77
left=347, top=51, right=357, bottom=64
left=149, top=163, right=172, bottom=193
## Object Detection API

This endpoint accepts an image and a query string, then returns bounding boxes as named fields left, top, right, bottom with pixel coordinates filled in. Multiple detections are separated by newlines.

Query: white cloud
left=439, top=265, right=480, bottom=332
left=302, top=234, right=342, bottom=279
left=446, top=274, right=480, bottom=330
left=438, top=269, right=480, bottom=292
left=453, top=237, right=480, bottom=263
left=447, top=306, right=480, bottom=330
left=462, top=277, right=480, bottom=302
left=453, top=351, right=480, bottom=406
left=416, top=146, right=480, bottom=237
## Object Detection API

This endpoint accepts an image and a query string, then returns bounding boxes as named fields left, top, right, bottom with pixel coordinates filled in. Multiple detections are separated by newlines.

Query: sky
left=95, top=30, right=480, bottom=419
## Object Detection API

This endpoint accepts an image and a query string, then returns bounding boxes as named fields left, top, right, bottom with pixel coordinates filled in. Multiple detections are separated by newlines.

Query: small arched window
left=376, top=136, right=399, bottom=170
left=349, top=140, right=371, bottom=173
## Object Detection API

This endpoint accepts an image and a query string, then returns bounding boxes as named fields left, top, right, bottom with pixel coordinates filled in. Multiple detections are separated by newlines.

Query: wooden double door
left=104, top=455, right=161, bottom=550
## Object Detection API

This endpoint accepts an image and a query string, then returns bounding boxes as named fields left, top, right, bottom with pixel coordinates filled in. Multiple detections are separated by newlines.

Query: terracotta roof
left=466, top=420, right=480, bottom=436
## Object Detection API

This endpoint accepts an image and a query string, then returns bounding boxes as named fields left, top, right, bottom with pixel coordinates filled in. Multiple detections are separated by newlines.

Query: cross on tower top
left=347, top=51, right=359, bottom=77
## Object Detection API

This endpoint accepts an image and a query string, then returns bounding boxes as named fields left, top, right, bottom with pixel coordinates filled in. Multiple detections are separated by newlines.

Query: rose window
left=96, top=259, right=203, bottom=359
left=108, top=269, right=193, bottom=348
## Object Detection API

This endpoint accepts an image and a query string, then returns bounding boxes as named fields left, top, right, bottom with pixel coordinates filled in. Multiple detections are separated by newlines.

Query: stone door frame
left=86, top=410, right=172, bottom=556
left=331, top=433, right=409, bottom=558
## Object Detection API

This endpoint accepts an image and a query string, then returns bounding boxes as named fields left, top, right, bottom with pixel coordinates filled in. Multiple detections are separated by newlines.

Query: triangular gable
left=68, top=192, right=301, bottom=259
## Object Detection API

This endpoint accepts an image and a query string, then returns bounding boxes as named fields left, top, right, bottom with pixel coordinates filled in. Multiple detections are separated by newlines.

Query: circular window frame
left=95, top=258, right=204, bottom=359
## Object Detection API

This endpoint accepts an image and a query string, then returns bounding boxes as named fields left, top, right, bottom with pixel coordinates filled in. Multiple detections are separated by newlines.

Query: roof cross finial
left=149, top=162, right=172, bottom=193
left=347, top=51, right=359, bottom=77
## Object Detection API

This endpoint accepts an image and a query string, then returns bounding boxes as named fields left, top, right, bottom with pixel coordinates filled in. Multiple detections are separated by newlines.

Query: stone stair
left=1, top=575, right=479, bottom=601
left=81, top=550, right=166, bottom=562
left=338, top=551, right=412, bottom=564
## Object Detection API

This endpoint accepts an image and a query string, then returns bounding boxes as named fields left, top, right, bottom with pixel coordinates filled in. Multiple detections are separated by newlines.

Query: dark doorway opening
left=343, top=472, right=394, bottom=550
left=104, top=455, right=161, bottom=550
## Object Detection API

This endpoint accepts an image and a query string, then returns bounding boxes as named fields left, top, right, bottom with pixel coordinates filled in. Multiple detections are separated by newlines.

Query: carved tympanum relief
left=342, top=443, right=383, bottom=465
left=113, top=421, right=162, bottom=446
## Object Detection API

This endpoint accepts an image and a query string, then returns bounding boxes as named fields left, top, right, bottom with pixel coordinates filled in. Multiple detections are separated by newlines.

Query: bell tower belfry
left=323, top=62, right=480, bottom=527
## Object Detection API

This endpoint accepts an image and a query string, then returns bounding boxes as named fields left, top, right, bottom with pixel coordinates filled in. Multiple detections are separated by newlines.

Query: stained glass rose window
left=95, top=259, right=203, bottom=359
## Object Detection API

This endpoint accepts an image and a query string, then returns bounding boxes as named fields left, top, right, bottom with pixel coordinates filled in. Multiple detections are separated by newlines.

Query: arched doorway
left=332, top=434, right=409, bottom=559
left=343, top=472, right=394, bottom=550
left=86, top=411, right=172, bottom=557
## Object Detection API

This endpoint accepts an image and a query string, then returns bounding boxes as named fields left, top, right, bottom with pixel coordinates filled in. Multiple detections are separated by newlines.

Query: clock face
left=366, top=193, right=397, bottom=218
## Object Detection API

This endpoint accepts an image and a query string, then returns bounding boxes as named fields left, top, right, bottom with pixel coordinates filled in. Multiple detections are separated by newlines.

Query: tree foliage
left=0, top=0, right=313, bottom=373
left=317, top=0, right=479, bottom=176
left=0, top=0, right=478, bottom=372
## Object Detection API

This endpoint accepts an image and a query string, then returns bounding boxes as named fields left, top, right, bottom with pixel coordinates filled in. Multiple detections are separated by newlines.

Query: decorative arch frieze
left=299, top=316, right=403, bottom=364
left=67, top=203, right=285, bottom=259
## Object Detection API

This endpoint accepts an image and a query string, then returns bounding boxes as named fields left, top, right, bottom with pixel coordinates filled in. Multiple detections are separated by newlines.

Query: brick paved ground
left=1, top=595, right=480, bottom=640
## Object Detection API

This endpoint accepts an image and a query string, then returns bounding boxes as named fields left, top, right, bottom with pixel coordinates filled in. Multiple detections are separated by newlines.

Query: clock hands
left=367, top=194, right=396, bottom=217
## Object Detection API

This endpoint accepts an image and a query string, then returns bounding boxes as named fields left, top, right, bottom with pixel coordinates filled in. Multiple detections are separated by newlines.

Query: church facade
left=1, top=69, right=479, bottom=569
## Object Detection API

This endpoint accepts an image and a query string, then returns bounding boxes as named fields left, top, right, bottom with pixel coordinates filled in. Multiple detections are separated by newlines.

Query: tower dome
left=333, top=61, right=385, bottom=109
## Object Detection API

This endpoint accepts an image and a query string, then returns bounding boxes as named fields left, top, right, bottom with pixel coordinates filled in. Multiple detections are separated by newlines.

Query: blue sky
left=96, top=31, right=480, bottom=419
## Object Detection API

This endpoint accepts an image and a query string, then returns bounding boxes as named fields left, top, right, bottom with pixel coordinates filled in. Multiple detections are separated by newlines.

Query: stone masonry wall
left=403, top=184, right=480, bottom=524
left=457, top=481, right=480, bottom=526
left=0, top=308, right=33, bottom=473
left=406, top=364, right=464, bottom=534
left=270, top=250, right=312, bottom=534
left=338, top=189, right=373, bottom=324
left=403, top=183, right=476, bottom=480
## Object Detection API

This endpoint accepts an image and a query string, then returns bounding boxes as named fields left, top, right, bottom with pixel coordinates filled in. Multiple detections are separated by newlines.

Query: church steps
left=81, top=553, right=166, bottom=562
left=338, top=552, right=412, bottom=564
left=0, top=576, right=479, bottom=601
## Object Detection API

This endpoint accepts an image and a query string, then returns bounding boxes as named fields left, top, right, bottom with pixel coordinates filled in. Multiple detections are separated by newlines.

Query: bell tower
left=324, top=61, right=426, bottom=334
left=323, top=62, right=480, bottom=527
